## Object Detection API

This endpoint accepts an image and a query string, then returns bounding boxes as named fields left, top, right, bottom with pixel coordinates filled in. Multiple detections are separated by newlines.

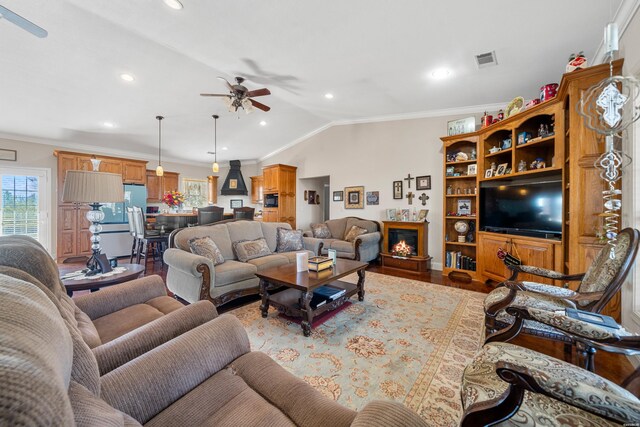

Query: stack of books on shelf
left=309, top=285, right=346, bottom=309
left=445, top=251, right=476, bottom=271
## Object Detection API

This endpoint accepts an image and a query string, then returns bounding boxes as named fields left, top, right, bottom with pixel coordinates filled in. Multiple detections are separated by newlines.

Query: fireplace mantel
left=381, top=221, right=431, bottom=273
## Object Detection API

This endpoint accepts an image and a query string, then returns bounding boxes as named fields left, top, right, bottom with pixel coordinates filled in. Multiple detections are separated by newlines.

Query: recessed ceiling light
left=120, top=73, right=135, bottom=82
left=259, top=121, right=267, bottom=126
left=222, top=147, right=228, bottom=151
left=431, top=69, right=451, bottom=79
left=324, top=93, right=334, bottom=99
left=163, top=0, right=184, bottom=10
left=103, top=122, right=115, bottom=128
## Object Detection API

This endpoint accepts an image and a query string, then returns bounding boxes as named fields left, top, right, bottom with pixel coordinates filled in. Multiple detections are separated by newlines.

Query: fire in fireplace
left=392, top=240, right=414, bottom=257
left=388, top=228, right=418, bottom=256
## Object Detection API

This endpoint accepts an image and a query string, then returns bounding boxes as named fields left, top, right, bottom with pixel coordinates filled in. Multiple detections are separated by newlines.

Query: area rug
left=229, top=272, right=486, bottom=426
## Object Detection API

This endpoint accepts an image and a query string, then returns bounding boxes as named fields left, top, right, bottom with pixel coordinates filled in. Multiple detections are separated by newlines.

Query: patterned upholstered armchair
left=461, top=305, right=640, bottom=425
left=484, top=228, right=640, bottom=353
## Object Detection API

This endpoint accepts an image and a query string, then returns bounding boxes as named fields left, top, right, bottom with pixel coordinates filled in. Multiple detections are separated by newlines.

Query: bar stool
left=233, top=207, right=255, bottom=220
left=198, top=206, right=224, bottom=225
left=132, top=206, right=168, bottom=272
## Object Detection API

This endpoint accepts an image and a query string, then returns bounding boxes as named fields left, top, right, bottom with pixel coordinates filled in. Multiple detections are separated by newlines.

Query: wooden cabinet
left=250, top=176, right=263, bottom=203
left=122, top=161, right=146, bottom=184
left=261, top=164, right=297, bottom=228
left=145, top=170, right=181, bottom=202
left=208, top=176, right=219, bottom=205
left=262, top=208, right=279, bottom=222
left=263, top=167, right=279, bottom=192
left=478, top=232, right=559, bottom=285
left=54, top=150, right=148, bottom=261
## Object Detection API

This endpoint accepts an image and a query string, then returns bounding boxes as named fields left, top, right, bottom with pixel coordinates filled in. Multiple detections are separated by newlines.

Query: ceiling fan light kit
left=201, top=76, right=271, bottom=114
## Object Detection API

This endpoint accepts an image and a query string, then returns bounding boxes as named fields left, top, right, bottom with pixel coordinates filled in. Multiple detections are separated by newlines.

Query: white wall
left=259, top=113, right=483, bottom=270
left=620, top=6, right=640, bottom=336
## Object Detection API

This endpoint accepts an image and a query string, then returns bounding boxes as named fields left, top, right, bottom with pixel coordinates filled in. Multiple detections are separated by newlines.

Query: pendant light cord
left=213, top=114, right=219, bottom=164
left=156, top=115, right=164, bottom=166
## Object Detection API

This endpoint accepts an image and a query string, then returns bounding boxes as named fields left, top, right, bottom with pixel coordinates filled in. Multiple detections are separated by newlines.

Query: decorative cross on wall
left=406, top=192, right=415, bottom=205
left=419, top=193, right=429, bottom=206
left=404, top=174, right=414, bottom=189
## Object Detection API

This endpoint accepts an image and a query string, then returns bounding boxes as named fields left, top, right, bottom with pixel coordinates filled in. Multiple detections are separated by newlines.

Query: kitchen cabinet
left=250, top=175, right=263, bottom=204
left=145, top=170, right=181, bottom=202
left=261, top=164, right=297, bottom=228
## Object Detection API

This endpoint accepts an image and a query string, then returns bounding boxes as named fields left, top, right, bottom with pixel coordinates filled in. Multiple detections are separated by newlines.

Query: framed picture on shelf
left=401, top=209, right=410, bottom=221
left=446, top=166, right=455, bottom=177
left=447, top=116, right=476, bottom=136
left=416, top=175, right=431, bottom=190
left=333, top=191, right=343, bottom=201
left=485, top=169, right=494, bottom=178
left=495, top=163, right=508, bottom=176
left=393, top=181, right=403, bottom=199
left=417, top=209, right=429, bottom=222
left=230, top=199, right=243, bottom=209
left=457, top=199, right=471, bottom=215
left=344, top=186, right=364, bottom=209
left=386, top=209, right=397, bottom=221
left=467, top=164, right=477, bottom=176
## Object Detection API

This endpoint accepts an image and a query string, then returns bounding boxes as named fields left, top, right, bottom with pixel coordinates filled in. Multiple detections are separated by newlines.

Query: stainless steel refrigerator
left=100, top=184, right=148, bottom=258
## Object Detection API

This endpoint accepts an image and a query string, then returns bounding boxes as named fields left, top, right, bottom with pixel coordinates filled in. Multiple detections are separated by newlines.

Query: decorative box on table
left=308, top=256, right=333, bottom=272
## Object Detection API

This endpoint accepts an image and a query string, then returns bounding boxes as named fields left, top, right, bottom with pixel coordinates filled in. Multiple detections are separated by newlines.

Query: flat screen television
left=480, top=176, right=562, bottom=239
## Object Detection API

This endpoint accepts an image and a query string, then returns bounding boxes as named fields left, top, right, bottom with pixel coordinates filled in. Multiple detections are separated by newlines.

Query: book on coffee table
left=314, top=285, right=346, bottom=301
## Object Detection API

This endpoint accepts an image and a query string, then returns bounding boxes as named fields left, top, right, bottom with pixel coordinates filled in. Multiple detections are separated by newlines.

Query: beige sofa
left=164, top=220, right=324, bottom=306
left=0, top=267, right=428, bottom=426
left=304, top=217, right=382, bottom=262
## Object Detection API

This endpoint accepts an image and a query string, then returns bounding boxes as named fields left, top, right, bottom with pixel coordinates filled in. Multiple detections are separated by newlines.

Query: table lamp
left=62, top=170, right=124, bottom=275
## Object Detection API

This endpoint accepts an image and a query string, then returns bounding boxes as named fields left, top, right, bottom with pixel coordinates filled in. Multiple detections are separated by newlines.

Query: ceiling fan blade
left=0, top=6, right=47, bottom=38
left=250, top=99, right=271, bottom=112
left=217, top=76, right=234, bottom=91
left=246, top=88, right=271, bottom=98
left=200, top=93, right=230, bottom=97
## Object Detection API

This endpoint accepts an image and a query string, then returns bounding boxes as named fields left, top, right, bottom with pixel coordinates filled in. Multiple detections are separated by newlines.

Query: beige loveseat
left=164, top=220, right=323, bottom=306
left=0, top=267, right=428, bottom=426
left=304, top=217, right=382, bottom=262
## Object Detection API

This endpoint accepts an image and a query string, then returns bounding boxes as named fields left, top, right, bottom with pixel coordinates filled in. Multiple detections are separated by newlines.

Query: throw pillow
left=276, top=227, right=304, bottom=252
left=233, top=238, right=272, bottom=262
left=188, top=236, right=225, bottom=266
left=310, top=223, right=331, bottom=239
left=344, top=225, right=368, bottom=243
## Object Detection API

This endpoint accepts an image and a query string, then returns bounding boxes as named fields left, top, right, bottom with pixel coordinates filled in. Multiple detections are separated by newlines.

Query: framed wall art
left=230, top=199, right=243, bottom=209
left=393, top=181, right=403, bottom=199
left=333, top=191, right=343, bottom=201
left=0, top=149, right=17, bottom=161
left=366, top=191, right=379, bottom=205
left=182, top=178, right=208, bottom=208
left=344, top=186, right=364, bottom=209
left=416, top=175, right=431, bottom=190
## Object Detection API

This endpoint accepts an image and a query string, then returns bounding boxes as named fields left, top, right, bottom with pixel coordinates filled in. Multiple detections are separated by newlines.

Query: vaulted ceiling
left=0, top=0, right=626, bottom=165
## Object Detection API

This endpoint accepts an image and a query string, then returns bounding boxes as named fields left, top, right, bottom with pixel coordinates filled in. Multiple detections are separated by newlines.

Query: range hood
left=220, top=160, right=248, bottom=196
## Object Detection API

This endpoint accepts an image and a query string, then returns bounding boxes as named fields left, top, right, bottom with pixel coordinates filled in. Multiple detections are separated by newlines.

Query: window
left=0, top=167, right=50, bottom=252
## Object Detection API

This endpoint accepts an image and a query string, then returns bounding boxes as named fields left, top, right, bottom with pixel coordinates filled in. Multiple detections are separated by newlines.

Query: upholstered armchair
left=0, top=235, right=218, bottom=374
left=484, top=228, right=640, bottom=350
left=464, top=305, right=640, bottom=425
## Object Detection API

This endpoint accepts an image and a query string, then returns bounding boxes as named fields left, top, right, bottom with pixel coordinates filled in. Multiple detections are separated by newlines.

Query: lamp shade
left=62, top=170, right=124, bottom=203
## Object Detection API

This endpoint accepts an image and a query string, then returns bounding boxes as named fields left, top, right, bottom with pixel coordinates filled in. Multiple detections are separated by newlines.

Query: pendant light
left=212, top=114, right=219, bottom=173
left=155, top=115, right=164, bottom=177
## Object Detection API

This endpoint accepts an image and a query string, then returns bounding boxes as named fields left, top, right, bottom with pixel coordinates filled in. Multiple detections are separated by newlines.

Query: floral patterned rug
left=229, top=271, right=486, bottom=426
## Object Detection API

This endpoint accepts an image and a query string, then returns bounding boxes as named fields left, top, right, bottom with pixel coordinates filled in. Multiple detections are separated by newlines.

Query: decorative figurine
left=567, top=51, right=587, bottom=72
left=502, top=137, right=512, bottom=150
left=481, top=112, right=493, bottom=128
left=447, top=185, right=453, bottom=195
left=466, top=221, right=476, bottom=243
left=470, top=148, right=477, bottom=160
left=517, top=160, right=527, bottom=172
left=497, top=109, right=504, bottom=121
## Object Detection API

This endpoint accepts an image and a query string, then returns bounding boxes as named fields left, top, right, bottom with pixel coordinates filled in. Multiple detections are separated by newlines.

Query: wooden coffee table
left=60, top=263, right=145, bottom=296
left=256, top=258, right=367, bottom=336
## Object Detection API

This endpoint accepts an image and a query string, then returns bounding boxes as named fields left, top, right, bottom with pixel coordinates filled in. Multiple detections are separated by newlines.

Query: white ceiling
left=0, top=0, right=629, bottom=165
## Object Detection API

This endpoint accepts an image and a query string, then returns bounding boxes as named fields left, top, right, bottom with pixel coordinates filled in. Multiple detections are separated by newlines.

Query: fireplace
left=381, top=221, right=431, bottom=273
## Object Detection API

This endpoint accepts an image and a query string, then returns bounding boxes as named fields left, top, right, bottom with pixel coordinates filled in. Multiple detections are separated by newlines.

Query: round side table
left=60, top=263, right=145, bottom=296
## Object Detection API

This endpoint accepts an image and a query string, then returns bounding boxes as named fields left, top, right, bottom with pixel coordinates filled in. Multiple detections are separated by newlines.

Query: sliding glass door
left=0, top=167, right=50, bottom=252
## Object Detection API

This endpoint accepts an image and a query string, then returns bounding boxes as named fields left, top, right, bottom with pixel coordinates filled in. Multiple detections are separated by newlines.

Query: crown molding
left=259, top=101, right=507, bottom=162
left=593, top=0, right=640, bottom=64
left=0, top=132, right=257, bottom=168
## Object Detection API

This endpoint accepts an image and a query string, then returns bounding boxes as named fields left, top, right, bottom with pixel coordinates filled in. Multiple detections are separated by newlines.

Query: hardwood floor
left=78, top=257, right=640, bottom=395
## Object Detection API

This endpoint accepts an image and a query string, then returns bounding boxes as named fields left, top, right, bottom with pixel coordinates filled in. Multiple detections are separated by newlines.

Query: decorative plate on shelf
left=505, top=96, right=524, bottom=118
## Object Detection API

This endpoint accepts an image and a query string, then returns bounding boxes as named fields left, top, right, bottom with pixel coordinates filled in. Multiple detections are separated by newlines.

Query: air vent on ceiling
left=475, top=51, right=498, bottom=69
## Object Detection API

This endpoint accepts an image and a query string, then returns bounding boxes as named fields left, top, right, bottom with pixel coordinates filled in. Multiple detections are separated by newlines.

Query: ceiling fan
left=0, top=5, right=47, bottom=38
left=201, top=77, right=271, bottom=113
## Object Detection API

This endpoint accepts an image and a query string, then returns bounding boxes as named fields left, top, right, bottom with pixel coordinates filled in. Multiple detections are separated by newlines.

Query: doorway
left=0, top=167, right=51, bottom=252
